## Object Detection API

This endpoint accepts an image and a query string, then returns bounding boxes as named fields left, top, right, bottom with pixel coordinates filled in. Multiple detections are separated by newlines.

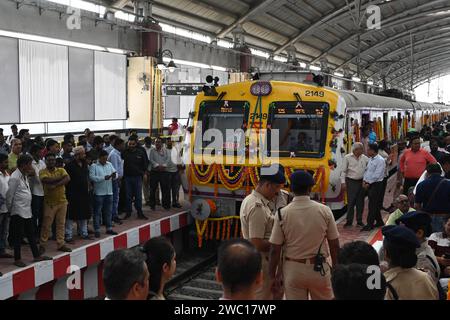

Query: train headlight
left=250, top=81, right=272, bottom=96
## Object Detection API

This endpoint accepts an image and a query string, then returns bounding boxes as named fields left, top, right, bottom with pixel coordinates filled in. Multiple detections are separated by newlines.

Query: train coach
left=180, top=80, right=450, bottom=244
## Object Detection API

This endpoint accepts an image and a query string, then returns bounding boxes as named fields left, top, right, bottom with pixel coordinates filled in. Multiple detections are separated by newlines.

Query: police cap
left=382, top=225, right=420, bottom=248
left=290, top=170, right=315, bottom=189
left=396, top=211, right=431, bottom=230
left=259, top=164, right=286, bottom=184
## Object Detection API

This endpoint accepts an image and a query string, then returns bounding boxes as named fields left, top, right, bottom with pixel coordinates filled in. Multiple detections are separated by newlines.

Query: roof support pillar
left=409, top=32, right=414, bottom=92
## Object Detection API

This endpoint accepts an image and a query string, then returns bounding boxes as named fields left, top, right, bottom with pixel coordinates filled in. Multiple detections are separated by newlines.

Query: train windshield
left=195, top=100, right=249, bottom=152
left=268, top=101, right=329, bottom=158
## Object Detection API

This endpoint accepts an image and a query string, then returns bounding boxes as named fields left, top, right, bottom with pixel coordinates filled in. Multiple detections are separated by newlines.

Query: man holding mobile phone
left=89, top=150, right=117, bottom=238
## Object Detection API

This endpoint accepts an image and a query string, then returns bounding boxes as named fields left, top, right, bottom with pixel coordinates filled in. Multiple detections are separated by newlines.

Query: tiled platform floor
left=336, top=175, right=397, bottom=245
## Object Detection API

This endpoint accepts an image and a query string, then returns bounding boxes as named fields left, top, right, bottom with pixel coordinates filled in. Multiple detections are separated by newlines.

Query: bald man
left=385, top=194, right=415, bottom=226
left=216, top=239, right=263, bottom=300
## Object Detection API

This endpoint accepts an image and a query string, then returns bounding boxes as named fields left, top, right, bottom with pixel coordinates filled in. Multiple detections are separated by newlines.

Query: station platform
left=0, top=205, right=192, bottom=300
left=335, top=174, right=398, bottom=252
left=0, top=175, right=396, bottom=300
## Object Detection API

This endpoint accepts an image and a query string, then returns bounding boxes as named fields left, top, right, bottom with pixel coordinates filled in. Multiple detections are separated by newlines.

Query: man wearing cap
left=382, top=225, right=439, bottom=300
left=396, top=211, right=440, bottom=283
left=268, top=170, right=340, bottom=300
left=240, top=164, right=286, bottom=300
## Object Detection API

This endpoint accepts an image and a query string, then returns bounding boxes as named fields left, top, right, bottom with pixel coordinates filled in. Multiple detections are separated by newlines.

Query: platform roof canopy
left=67, top=1, right=450, bottom=89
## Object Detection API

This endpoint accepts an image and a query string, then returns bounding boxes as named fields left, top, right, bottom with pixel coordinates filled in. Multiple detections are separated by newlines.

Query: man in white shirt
left=428, top=215, right=450, bottom=292
left=28, top=144, right=46, bottom=240
left=149, top=138, right=171, bottom=210
left=341, top=142, right=368, bottom=227
left=0, top=153, right=12, bottom=259
left=361, top=143, right=386, bottom=231
left=166, top=139, right=183, bottom=208
left=6, top=154, right=50, bottom=267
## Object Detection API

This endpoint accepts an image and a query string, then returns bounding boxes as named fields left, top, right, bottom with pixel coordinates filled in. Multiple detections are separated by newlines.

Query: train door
left=383, top=112, right=388, bottom=140
left=361, top=112, right=370, bottom=128
left=397, top=112, right=403, bottom=140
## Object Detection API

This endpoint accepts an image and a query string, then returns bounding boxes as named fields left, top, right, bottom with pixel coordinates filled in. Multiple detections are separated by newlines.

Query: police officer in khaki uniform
left=268, top=189, right=291, bottom=214
left=268, top=170, right=340, bottom=300
left=396, top=212, right=440, bottom=283
left=382, top=225, right=439, bottom=300
left=240, top=165, right=286, bottom=300
left=267, top=189, right=292, bottom=299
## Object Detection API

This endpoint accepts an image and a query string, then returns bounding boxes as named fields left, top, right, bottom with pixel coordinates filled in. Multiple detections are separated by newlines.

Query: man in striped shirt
left=428, top=215, right=450, bottom=292
left=148, top=138, right=171, bottom=211
left=428, top=215, right=450, bottom=266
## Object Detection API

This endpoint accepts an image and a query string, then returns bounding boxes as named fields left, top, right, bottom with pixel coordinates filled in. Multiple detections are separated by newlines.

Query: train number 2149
left=250, top=113, right=268, bottom=120
left=305, top=90, right=324, bottom=97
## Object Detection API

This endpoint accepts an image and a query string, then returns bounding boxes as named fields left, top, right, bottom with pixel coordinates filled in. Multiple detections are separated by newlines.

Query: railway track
left=165, top=251, right=223, bottom=300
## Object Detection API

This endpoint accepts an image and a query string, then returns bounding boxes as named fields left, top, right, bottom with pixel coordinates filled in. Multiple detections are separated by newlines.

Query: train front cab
left=186, top=80, right=346, bottom=221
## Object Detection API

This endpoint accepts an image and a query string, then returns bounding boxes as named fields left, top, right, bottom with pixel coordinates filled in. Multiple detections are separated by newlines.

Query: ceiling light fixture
left=157, top=49, right=178, bottom=72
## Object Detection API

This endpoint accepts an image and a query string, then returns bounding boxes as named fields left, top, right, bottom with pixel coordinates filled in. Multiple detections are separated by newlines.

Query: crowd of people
left=236, top=117, right=450, bottom=300
left=0, top=120, right=184, bottom=272
left=242, top=166, right=449, bottom=300
left=1, top=116, right=450, bottom=300
left=341, top=120, right=450, bottom=232
left=103, top=212, right=449, bottom=301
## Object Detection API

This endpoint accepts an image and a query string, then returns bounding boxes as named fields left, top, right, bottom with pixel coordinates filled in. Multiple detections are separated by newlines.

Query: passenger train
left=181, top=80, right=450, bottom=223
